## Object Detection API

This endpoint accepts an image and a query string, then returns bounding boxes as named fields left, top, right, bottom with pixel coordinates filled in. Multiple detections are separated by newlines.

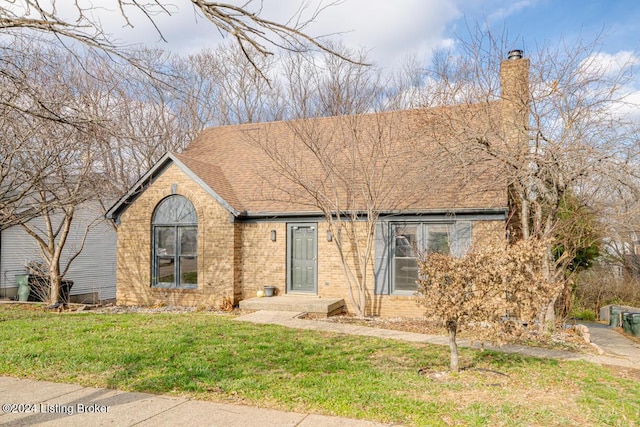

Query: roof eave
left=239, top=206, right=509, bottom=220
left=105, top=152, right=241, bottom=223
left=105, top=152, right=175, bottom=223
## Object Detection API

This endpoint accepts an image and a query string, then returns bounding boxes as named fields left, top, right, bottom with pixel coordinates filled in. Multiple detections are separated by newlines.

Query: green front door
left=288, top=224, right=317, bottom=293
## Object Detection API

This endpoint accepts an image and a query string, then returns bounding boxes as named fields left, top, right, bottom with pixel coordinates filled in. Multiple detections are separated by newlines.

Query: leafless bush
left=573, top=267, right=640, bottom=316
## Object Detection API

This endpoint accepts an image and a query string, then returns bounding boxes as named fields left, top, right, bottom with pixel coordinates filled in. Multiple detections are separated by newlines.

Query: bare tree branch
left=0, top=1, right=366, bottom=72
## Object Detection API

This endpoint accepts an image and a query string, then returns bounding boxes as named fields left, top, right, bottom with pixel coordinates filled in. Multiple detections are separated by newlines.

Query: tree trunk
left=48, top=264, right=62, bottom=305
left=542, top=298, right=556, bottom=332
left=520, top=196, right=530, bottom=240
left=447, top=320, right=459, bottom=373
left=541, top=244, right=557, bottom=329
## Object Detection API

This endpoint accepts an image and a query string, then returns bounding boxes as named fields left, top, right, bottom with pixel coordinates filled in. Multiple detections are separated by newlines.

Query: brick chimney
left=501, top=50, right=531, bottom=242
left=500, top=50, right=530, bottom=147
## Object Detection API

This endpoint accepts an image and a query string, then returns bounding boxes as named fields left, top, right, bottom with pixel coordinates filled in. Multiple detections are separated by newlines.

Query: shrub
left=570, top=308, right=596, bottom=321
left=416, top=239, right=562, bottom=372
left=573, top=267, right=640, bottom=316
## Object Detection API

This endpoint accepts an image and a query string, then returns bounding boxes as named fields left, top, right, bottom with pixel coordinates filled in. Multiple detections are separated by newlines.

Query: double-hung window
left=390, top=222, right=471, bottom=294
left=152, top=195, right=198, bottom=288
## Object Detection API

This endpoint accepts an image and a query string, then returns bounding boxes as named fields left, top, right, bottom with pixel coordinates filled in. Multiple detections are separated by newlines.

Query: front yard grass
left=0, top=304, right=638, bottom=426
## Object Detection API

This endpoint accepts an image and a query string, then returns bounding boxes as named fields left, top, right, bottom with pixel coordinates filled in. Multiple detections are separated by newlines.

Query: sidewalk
left=0, top=376, right=393, bottom=427
left=2, top=312, right=637, bottom=426
left=235, top=311, right=640, bottom=369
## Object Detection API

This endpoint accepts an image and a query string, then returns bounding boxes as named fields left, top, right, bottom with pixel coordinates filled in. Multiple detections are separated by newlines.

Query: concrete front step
left=239, top=296, right=345, bottom=317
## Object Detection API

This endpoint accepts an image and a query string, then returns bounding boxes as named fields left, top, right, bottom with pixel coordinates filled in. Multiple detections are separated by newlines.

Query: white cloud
left=487, top=0, right=537, bottom=22
left=578, top=51, right=640, bottom=121
left=582, top=50, right=638, bottom=78
left=300, top=0, right=461, bottom=68
left=48, top=0, right=466, bottom=68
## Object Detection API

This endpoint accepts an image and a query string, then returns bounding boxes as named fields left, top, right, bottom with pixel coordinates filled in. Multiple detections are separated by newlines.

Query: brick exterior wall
left=116, top=163, right=505, bottom=317
left=116, top=164, right=236, bottom=308
left=238, top=218, right=505, bottom=318
left=238, top=222, right=287, bottom=299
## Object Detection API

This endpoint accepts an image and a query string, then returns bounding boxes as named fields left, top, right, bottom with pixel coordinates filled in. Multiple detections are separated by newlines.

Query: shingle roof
left=172, top=153, right=244, bottom=213
left=177, top=107, right=508, bottom=217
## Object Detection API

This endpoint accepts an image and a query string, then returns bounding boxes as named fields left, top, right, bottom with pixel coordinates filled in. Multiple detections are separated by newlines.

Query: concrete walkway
left=0, top=376, right=393, bottom=427
left=578, top=321, right=640, bottom=366
left=2, top=313, right=637, bottom=426
left=235, top=311, right=640, bottom=369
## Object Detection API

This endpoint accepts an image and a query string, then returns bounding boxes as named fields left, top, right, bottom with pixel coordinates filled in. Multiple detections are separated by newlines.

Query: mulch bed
left=313, top=314, right=598, bottom=354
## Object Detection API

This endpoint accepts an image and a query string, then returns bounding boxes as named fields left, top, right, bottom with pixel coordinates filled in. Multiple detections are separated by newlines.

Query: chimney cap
left=507, top=49, right=524, bottom=60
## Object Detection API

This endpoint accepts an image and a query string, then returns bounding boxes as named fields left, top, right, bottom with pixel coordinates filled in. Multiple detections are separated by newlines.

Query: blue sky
left=489, top=0, right=640, bottom=54
left=87, top=0, right=639, bottom=69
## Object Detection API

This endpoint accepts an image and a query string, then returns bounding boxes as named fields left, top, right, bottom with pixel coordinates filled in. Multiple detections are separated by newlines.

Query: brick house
left=106, top=54, right=528, bottom=317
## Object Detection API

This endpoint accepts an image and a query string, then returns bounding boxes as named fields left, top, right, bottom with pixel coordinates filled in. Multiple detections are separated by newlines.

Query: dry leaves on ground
left=317, top=314, right=598, bottom=354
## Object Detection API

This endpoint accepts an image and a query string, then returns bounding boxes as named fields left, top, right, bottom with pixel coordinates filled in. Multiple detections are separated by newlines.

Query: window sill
left=388, top=293, right=417, bottom=299
left=373, top=292, right=417, bottom=298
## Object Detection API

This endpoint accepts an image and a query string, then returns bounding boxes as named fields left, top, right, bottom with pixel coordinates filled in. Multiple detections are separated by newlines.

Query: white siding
left=0, top=202, right=116, bottom=301
left=0, top=225, right=39, bottom=297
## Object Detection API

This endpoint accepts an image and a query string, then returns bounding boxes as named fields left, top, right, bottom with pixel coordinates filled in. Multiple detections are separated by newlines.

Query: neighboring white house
left=0, top=202, right=116, bottom=303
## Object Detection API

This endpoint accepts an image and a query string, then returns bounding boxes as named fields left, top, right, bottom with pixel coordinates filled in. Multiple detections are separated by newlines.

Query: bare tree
left=248, top=51, right=413, bottom=317
left=280, top=43, right=383, bottom=118
left=1, top=0, right=370, bottom=304
left=91, top=49, right=195, bottom=198
left=0, top=2, right=363, bottom=192
left=17, top=129, right=100, bottom=305
left=595, top=181, right=640, bottom=278
left=255, top=112, right=410, bottom=317
left=573, top=182, right=640, bottom=314
left=0, top=42, right=112, bottom=304
left=182, top=44, right=283, bottom=126
left=415, top=26, right=640, bottom=326
left=0, top=37, right=89, bottom=227
left=0, top=114, right=50, bottom=228
left=0, top=1, right=361, bottom=74
left=0, top=35, right=95, bottom=128
left=85, top=43, right=283, bottom=201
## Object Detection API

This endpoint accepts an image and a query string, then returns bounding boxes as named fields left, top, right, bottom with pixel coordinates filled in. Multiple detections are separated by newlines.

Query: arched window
left=152, top=195, right=198, bottom=288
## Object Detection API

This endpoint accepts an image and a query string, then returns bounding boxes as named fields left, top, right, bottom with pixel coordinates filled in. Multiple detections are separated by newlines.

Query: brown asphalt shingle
left=178, top=108, right=508, bottom=216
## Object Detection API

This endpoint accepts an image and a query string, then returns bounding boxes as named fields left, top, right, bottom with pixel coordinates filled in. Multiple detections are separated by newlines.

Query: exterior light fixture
left=326, top=230, right=332, bottom=242
left=270, top=230, right=276, bottom=242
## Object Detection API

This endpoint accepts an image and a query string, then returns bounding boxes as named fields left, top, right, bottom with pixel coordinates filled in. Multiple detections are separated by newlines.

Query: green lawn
left=0, top=305, right=638, bottom=426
